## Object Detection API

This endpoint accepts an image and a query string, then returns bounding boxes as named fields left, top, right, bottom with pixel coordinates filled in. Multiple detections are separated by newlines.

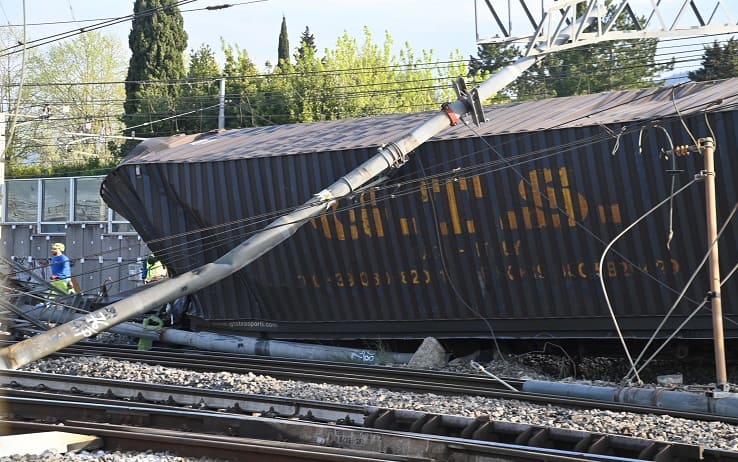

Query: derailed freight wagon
left=101, top=79, right=738, bottom=341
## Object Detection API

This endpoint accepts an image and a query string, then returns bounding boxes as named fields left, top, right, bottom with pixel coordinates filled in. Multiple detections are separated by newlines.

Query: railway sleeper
left=365, top=409, right=702, bottom=460
left=1, top=396, right=724, bottom=462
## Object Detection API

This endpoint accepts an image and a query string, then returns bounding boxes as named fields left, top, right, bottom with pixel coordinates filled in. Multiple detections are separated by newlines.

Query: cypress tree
left=277, top=16, right=290, bottom=67
left=124, top=0, right=188, bottom=137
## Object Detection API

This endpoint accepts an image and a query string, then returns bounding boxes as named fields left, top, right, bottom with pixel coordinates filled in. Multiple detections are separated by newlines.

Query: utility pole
left=218, top=78, right=225, bottom=130
left=0, top=112, right=4, bottom=245
left=668, top=138, right=727, bottom=390
left=701, top=138, right=727, bottom=390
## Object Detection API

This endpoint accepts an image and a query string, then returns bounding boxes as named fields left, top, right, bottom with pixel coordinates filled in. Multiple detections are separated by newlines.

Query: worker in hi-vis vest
left=143, top=253, right=168, bottom=284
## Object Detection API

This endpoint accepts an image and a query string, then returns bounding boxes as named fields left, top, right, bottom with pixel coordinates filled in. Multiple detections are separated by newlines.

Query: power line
left=0, top=0, right=200, bottom=58
left=3, top=34, right=734, bottom=90
left=0, top=1, right=265, bottom=30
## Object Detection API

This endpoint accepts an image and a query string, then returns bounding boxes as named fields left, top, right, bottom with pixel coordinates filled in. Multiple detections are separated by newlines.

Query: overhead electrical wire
left=1, top=37, right=729, bottom=140
left=1, top=33, right=733, bottom=93
left=0, top=0, right=200, bottom=58
left=597, top=178, right=701, bottom=385
left=624, top=254, right=738, bottom=383
left=619, top=197, right=738, bottom=384
left=0, top=1, right=265, bottom=30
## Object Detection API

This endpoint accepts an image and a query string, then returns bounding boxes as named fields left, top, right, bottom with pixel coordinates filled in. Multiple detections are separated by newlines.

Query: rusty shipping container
left=101, top=79, right=738, bottom=340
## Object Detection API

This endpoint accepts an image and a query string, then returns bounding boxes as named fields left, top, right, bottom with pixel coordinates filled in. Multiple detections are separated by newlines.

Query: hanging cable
left=598, top=178, right=699, bottom=385
left=627, top=256, right=738, bottom=382
left=672, top=86, right=700, bottom=149
left=638, top=124, right=678, bottom=249
left=622, top=199, right=738, bottom=383
left=415, top=155, right=506, bottom=361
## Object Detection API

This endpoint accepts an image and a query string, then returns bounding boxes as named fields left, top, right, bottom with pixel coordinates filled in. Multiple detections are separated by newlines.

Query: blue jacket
left=50, top=254, right=71, bottom=279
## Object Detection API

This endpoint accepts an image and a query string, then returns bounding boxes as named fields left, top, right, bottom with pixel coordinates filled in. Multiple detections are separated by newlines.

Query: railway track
left=3, top=370, right=737, bottom=462
left=44, top=343, right=738, bottom=424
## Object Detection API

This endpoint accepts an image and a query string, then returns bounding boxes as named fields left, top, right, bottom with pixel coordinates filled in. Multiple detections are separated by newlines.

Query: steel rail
left=40, top=343, right=738, bottom=424
left=1, top=420, right=424, bottom=462
left=3, top=390, right=727, bottom=462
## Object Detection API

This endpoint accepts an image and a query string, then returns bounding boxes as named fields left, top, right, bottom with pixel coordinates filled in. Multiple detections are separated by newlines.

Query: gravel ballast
left=18, top=355, right=738, bottom=452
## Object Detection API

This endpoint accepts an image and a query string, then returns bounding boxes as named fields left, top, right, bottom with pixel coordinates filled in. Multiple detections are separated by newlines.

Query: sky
left=0, top=0, right=482, bottom=68
left=1, top=1, right=736, bottom=76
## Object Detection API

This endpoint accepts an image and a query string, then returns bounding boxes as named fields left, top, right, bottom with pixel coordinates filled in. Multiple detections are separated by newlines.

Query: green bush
left=6, top=157, right=120, bottom=179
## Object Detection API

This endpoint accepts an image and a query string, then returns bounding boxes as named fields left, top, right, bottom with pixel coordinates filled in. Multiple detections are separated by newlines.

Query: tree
left=468, top=42, right=520, bottom=100
left=295, top=26, right=316, bottom=62
left=317, top=28, right=463, bottom=119
left=221, top=41, right=272, bottom=128
left=251, top=27, right=469, bottom=124
left=469, top=43, right=519, bottom=77
left=278, top=38, right=331, bottom=122
left=180, top=44, right=221, bottom=133
left=688, top=38, right=738, bottom=81
left=277, top=16, right=290, bottom=68
left=7, top=32, right=126, bottom=170
left=124, top=0, right=188, bottom=137
left=526, top=35, right=671, bottom=98
left=0, top=26, right=39, bottom=169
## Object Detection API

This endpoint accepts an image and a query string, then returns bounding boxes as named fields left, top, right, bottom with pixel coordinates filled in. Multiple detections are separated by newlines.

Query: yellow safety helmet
left=51, top=242, right=65, bottom=252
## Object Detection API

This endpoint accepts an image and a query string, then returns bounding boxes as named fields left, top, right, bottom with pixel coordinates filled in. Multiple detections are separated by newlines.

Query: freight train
left=100, top=78, right=738, bottom=342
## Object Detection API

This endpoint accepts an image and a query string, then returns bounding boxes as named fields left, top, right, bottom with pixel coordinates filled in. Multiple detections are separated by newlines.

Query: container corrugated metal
left=101, top=79, right=738, bottom=340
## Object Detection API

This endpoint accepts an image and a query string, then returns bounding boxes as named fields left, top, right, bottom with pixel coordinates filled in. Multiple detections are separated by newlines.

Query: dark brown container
left=101, top=79, right=738, bottom=340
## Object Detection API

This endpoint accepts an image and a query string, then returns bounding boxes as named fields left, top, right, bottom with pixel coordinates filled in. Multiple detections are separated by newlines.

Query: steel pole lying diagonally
left=2, top=0, right=738, bottom=370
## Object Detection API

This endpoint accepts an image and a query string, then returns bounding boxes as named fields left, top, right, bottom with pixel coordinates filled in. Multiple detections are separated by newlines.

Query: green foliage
left=180, top=44, right=222, bottom=132
left=2, top=30, right=126, bottom=173
left=469, top=42, right=519, bottom=77
left=278, top=16, right=290, bottom=68
left=189, top=44, right=221, bottom=77
left=124, top=0, right=188, bottom=137
left=257, top=64, right=300, bottom=124
left=523, top=37, right=671, bottom=98
left=468, top=42, right=520, bottom=101
left=305, top=28, right=464, bottom=120
left=0, top=27, right=34, bottom=110
left=19, top=32, right=127, bottom=167
left=5, top=9, right=482, bottom=179
left=295, top=27, right=317, bottom=62
left=6, top=156, right=119, bottom=179
left=221, top=40, right=268, bottom=127
left=688, top=38, right=738, bottom=81
left=215, top=26, right=466, bottom=128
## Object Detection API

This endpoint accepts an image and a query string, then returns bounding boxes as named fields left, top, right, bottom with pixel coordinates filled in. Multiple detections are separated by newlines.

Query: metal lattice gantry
left=475, top=0, right=738, bottom=56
